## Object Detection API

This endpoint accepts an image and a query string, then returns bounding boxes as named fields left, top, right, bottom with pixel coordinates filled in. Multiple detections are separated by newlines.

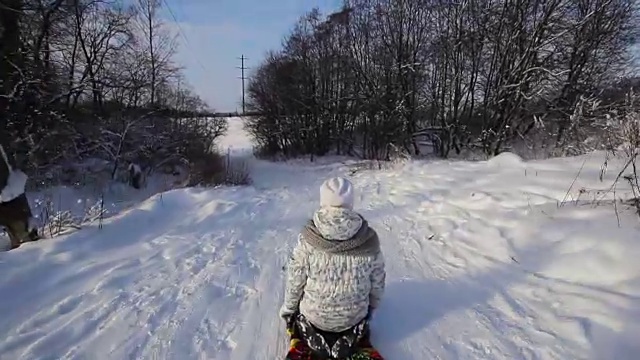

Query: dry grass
left=35, top=195, right=107, bottom=238
left=187, top=149, right=251, bottom=187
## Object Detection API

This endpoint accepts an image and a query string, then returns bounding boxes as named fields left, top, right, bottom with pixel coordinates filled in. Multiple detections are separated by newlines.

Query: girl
left=280, top=177, right=386, bottom=359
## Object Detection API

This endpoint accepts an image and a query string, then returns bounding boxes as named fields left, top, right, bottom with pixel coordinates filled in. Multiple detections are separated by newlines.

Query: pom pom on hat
left=319, top=177, right=355, bottom=209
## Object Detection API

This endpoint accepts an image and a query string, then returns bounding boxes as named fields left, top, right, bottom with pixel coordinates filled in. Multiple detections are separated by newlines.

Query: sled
left=285, top=314, right=384, bottom=360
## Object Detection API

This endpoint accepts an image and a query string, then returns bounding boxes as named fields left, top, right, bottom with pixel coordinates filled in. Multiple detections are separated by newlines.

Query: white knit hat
left=319, top=177, right=355, bottom=209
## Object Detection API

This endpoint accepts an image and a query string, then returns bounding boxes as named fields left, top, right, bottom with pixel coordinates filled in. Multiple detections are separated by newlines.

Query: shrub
left=187, top=148, right=251, bottom=187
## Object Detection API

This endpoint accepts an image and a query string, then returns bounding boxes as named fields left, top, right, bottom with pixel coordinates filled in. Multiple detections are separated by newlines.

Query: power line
left=237, top=55, right=248, bottom=114
left=161, top=0, right=209, bottom=76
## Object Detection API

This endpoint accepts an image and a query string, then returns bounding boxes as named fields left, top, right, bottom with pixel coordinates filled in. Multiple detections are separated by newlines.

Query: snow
left=486, top=151, right=525, bottom=168
left=0, top=117, right=639, bottom=359
left=217, top=117, right=253, bottom=157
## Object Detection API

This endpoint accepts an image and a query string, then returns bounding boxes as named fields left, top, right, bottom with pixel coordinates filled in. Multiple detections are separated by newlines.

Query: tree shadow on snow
left=369, top=241, right=561, bottom=359
left=587, top=292, right=640, bottom=360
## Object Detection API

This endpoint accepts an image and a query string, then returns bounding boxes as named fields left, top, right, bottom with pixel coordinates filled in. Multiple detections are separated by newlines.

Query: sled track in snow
left=0, top=118, right=639, bottom=359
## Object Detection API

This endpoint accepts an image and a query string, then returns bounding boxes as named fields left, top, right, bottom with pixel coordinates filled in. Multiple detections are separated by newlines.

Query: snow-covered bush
left=12, top=113, right=229, bottom=194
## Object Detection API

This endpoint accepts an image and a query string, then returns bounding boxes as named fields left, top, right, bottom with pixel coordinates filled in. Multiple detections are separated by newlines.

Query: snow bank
left=486, top=151, right=525, bottom=168
left=0, top=120, right=638, bottom=359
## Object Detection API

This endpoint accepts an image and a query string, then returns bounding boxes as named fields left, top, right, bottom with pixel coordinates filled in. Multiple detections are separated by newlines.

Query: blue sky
left=161, top=0, right=343, bottom=112
left=160, top=1, right=640, bottom=112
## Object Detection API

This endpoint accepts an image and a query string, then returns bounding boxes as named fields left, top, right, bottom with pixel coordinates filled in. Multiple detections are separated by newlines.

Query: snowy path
left=0, top=117, right=639, bottom=359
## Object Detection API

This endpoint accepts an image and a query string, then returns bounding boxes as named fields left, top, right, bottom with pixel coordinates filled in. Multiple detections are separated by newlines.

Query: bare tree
left=0, top=0, right=240, bottom=251
left=246, top=0, right=640, bottom=159
left=135, top=0, right=178, bottom=106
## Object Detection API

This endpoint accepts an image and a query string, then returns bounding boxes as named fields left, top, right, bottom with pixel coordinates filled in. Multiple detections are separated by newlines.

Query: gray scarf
left=301, top=218, right=380, bottom=256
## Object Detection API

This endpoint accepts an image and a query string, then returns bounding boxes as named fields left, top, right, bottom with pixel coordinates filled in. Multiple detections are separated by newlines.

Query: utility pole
left=237, top=55, right=248, bottom=114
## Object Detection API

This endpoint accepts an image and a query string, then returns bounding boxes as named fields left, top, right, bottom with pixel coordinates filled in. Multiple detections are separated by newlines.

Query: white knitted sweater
left=280, top=207, right=386, bottom=332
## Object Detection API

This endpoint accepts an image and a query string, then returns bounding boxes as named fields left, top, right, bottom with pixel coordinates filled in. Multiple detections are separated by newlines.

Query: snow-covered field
left=0, top=117, right=639, bottom=360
